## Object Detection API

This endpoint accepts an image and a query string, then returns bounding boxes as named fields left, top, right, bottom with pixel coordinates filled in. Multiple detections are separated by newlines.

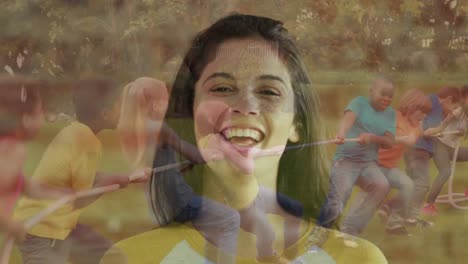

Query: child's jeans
left=318, top=158, right=390, bottom=235
left=375, top=167, right=414, bottom=228
left=18, top=224, right=112, bottom=264
left=404, top=148, right=431, bottom=219
left=426, top=140, right=468, bottom=204
left=176, top=196, right=240, bottom=256
left=176, top=187, right=303, bottom=260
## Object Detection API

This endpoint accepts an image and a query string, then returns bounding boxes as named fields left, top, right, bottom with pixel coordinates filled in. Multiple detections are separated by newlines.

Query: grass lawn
left=362, top=165, right=468, bottom=264
left=6, top=72, right=468, bottom=263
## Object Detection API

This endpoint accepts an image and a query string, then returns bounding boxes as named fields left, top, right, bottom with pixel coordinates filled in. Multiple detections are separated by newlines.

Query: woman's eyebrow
left=202, top=72, right=235, bottom=86
left=256, top=74, right=286, bottom=86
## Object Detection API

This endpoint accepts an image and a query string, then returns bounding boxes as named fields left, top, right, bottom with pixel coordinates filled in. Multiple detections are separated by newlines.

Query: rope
left=0, top=164, right=188, bottom=264
left=1, top=158, right=194, bottom=264
left=1, top=130, right=464, bottom=263
left=435, top=131, right=468, bottom=208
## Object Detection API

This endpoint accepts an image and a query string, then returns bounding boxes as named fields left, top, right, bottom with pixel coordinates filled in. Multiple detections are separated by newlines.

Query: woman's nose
left=231, top=93, right=259, bottom=116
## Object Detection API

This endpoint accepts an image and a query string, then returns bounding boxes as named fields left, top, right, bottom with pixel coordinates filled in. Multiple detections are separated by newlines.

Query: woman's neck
left=202, top=168, right=260, bottom=210
left=201, top=156, right=281, bottom=209
left=200, top=159, right=312, bottom=257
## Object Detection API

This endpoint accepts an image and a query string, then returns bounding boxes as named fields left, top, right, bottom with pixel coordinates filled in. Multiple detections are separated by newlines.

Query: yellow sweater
left=14, top=122, right=102, bottom=240
left=100, top=220, right=387, bottom=264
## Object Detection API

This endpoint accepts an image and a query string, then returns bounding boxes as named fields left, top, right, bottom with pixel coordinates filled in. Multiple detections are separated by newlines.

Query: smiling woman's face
left=193, top=38, right=299, bottom=176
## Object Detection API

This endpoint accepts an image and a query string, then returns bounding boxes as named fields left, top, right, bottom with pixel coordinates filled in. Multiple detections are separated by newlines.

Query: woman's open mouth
left=201, top=127, right=280, bottom=174
left=220, top=127, right=265, bottom=147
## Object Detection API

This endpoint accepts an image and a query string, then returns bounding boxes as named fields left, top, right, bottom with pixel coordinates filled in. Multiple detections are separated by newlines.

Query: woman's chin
left=207, top=159, right=256, bottom=179
left=204, top=162, right=260, bottom=209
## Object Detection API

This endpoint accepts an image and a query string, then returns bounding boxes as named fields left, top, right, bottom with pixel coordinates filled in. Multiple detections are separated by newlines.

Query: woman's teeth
left=222, top=128, right=263, bottom=145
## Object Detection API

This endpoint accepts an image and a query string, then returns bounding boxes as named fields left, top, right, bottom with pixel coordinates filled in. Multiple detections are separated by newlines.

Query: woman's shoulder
left=100, top=223, right=388, bottom=264
left=100, top=224, right=203, bottom=264
left=320, top=228, right=388, bottom=264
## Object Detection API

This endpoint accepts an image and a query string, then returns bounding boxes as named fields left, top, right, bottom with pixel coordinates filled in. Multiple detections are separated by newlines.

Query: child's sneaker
left=377, top=204, right=391, bottom=222
left=385, top=225, right=410, bottom=236
left=421, top=203, right=438, bottom=216
left=405, top=218, right=434, bottom=228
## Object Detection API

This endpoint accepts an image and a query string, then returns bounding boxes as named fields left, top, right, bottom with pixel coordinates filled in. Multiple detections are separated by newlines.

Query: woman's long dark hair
left=150, top=14, right=328, bottom=226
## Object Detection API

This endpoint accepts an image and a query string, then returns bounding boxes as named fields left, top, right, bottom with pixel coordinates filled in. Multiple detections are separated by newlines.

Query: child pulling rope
left=2, top=131, right=465, bottom=263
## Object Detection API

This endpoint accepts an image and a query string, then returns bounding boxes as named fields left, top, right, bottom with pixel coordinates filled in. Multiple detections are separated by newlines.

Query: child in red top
left=0, top=77, right=67, bottom=244
left=376, top=89, right=432, bottom=235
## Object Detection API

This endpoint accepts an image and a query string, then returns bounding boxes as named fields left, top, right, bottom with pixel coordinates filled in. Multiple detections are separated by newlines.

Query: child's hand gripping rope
left=432, top=130, right=464, bottom=138
left=0, top=167, right=154, bottom=264
left=3, top=131, right=461, bottom=263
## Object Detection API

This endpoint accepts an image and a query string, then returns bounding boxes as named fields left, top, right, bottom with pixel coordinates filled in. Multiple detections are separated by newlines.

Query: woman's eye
left=209, top=85, right=235, bottom=95
left=258, top=88, right=280, bottom=96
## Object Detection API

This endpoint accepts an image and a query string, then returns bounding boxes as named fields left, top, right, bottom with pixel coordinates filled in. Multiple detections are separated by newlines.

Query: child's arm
left=423, top=127, right=442, bottom=137
left=93, top=172, right=131, bottom=188
left=397, top=125, right=421, bottom=147
left=73, top=168, right=151, bottom=208
left=423, top=108, right=458, bottom=137
left=396, top=133, right=418, bottom=147
left=440, top=111, right=457, bottom=130
left=359, top=131, right=395, bottom=149
left=73, top=172, right=128, bottom=209
left=23, top=179, right=73, bottom=200
left=0, top=213, right=26, bottom=242
left=335, top=111, right=357, bottom=144
left=159, top=123, right=204, bottom=163
left=2, top=140, right=70, bottom=198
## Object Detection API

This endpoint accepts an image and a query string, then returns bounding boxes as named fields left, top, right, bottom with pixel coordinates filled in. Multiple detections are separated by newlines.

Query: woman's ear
left=288, top=122, right=301, bottom=143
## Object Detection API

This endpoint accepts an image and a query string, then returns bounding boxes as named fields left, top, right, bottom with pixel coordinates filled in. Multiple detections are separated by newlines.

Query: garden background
left=2, top=1, right=468, bottom=263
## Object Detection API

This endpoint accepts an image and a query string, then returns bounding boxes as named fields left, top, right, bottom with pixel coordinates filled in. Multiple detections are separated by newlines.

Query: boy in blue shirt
left=319, top=76, right=396, bottom=238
